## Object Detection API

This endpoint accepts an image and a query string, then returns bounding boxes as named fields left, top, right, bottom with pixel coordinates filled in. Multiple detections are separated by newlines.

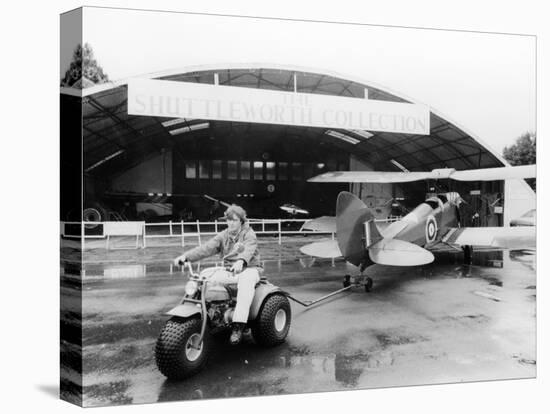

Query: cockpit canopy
left=425, top=192, right=460, bottom=210
left=425, top=199, right=441, bottom=210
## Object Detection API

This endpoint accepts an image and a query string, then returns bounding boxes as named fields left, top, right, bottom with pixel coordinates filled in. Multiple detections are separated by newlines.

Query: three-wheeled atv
left=155, top=262, right=291, bottom=380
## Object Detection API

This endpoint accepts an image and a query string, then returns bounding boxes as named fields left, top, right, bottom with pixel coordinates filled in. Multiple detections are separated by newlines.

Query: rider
left=174, top=204, right=262, bottom=345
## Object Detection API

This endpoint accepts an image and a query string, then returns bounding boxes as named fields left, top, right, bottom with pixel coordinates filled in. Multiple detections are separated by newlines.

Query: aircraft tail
left=336, top=191, right=379, bottom=267
left=335, top=191, right=434, bottom=267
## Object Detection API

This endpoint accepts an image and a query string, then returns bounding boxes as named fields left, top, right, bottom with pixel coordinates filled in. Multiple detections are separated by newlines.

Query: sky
left=63, top=6, right=537, bottom=155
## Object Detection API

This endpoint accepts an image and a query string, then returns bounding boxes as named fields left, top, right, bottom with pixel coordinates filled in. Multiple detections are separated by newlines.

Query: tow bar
left=285, top=274, right=373, bottom=308
left=285, top=275, right=369, bottom=307
left=286, top=285, right=353, bottom=307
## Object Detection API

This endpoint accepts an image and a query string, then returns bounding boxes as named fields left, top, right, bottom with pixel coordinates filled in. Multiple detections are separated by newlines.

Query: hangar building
left=61, top=64, right=535, bottom=227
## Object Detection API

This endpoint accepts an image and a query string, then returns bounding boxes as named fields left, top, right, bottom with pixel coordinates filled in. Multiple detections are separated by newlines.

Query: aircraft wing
left=441, top=226, right=536, bottom=250
left=450, top=164, right=536, bottom=181
left=308, top=164, right=535, bottom=183
left=300, top=216, right=336, bottom=233
left=300, top=239, right=342, bottom=258
left=308, top=171, right=433, bottom=183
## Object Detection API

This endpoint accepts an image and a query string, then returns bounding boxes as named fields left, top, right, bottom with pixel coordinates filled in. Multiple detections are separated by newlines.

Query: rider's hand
left=174, top=255, right=187, bottom=266
left=230, top=259, right=245, bottom=274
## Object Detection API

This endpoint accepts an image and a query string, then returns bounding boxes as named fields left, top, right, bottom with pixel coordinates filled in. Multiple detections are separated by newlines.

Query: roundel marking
left=425, top=215, right=438, bottom=244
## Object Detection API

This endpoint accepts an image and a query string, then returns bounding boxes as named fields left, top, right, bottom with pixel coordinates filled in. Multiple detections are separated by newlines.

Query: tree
left=61, top=43, right=109, bottom=88
left=503, top=132, right=536, bottom=190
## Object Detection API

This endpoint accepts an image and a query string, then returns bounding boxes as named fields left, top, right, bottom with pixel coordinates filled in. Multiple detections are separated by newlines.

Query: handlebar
left=183, top=261, right=196, bottom=276
left=176, top=261, right=234, bottom=280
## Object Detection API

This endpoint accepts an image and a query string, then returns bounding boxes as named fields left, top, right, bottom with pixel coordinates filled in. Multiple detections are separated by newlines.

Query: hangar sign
left=128, top=79, right=430, bottom=135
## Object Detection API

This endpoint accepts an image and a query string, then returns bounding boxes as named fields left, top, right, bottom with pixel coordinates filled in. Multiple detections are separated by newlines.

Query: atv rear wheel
left=155, top=317, right=209, bottom=380
left=252, top=294, right=291, bottom=347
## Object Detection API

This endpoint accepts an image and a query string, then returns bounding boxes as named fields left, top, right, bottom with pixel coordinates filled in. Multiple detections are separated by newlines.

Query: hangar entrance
left=105, top=120, right=352, bottom=221
left=170, top=122, right=349, bottom=220
left=76, top=66, right=514, bottom=227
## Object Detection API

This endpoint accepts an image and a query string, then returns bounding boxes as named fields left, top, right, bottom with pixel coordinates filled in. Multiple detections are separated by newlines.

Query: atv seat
left=224, top=276, right=268, bottom=298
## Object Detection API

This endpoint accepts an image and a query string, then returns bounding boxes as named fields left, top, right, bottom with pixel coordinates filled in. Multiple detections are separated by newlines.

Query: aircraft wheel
left=343, top=275, right=351, bottom=288
left=364, top=277, right=373, bottom=292
left=463, top=245, right=473, bottom=265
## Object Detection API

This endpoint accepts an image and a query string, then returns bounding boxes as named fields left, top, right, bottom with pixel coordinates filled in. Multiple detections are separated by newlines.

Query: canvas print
left=60, top=7, right=536, bottom=407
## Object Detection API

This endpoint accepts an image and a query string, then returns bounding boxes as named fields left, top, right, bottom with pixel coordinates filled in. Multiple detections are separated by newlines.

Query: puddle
left=84, top=380, right=132, bottom=406
left=375, top=333, right=428, bottom=348
left=155, top=350, right=391, bottom=402
left=473, top=291, right=501, bottom=302
left=104, top=264, right=147, bottom=279
left=69, top=245, right=527, bottom=282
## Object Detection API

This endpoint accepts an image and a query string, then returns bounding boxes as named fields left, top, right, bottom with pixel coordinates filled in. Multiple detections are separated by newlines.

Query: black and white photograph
left=56, top=3, right=539, bottom=410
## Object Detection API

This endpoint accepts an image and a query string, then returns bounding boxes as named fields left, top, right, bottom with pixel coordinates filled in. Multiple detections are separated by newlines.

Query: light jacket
left=183, top=223, right=262, bottom=268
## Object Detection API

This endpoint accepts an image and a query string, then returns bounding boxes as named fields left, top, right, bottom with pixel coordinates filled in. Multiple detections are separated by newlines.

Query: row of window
left=184, top=160, right=347, bottom=181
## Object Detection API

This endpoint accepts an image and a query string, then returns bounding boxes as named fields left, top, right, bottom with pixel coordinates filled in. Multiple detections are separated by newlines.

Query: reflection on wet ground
left=67, top=248, right=513, bottom=281
left=61, top=247, right=536, bottom=407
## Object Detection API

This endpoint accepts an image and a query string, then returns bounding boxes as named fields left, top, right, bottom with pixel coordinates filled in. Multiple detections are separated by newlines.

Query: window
left=266, top=162, right=276, bottom=180
left=291, top=162, right=303, bottom=181
left=325, top=130, right=360, bottom=144
left=85, top=150, right=124, bottom=172
left=212, top=160, right=222, bottom=179
left=227, top=161, right=238, bottom=180
left=278, top=162, right=288, bottom=180
left=199, top=161, right=209, bottom=179
left=254, top=161, right=264, bottom=180
left=185, top=161, right=196, bottom=179
left=169, top=122, right=209, bottom=136
left=240, top=161, right=251, bottom=180
left=304, top=163, right=314, bottom=180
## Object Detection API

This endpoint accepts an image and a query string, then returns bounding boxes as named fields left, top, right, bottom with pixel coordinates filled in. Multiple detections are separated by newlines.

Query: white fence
left=60, top=218, right=335, bottom=250
left=61, top=221, right=145, bottom=250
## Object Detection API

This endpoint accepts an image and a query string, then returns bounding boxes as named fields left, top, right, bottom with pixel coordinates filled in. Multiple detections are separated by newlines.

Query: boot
left=229, top=322, right=246, bottom=346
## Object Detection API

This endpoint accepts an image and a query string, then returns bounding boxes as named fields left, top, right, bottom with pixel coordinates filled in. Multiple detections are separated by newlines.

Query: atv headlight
left=185, top=280, right=199, bottom=296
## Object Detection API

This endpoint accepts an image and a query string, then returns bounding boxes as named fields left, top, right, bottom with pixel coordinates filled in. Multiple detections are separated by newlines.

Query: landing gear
left=364, top=277, right=373, bottom=292
left=342, top=274, right=373, bottom=292
left=463, top=245, right=473, bottom=265
left=343, top=275, right=351, bottom=288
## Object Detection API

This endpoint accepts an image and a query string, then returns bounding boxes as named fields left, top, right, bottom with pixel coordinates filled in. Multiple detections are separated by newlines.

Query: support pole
left=81, top=221, right=85, bottom=251
left=181, top=220, right=189, bottom=247
left=197, top=220, right=201, bottom=246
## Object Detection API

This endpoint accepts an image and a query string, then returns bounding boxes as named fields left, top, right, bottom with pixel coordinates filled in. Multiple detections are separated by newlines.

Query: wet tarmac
left=61, top=246, right=536, bottom=407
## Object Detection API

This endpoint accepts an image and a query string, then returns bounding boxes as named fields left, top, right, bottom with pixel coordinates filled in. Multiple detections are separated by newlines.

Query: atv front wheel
left=155, top=317, right=209, bottom=380
left=252, top=294, right=291, bottom=347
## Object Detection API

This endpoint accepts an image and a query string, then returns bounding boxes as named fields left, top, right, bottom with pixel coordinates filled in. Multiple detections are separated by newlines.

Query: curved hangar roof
left=75, top=64, right=507, bottom=177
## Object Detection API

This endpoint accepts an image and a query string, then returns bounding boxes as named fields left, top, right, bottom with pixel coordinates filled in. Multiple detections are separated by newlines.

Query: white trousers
left=207, top=268, right=260, bottom=323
